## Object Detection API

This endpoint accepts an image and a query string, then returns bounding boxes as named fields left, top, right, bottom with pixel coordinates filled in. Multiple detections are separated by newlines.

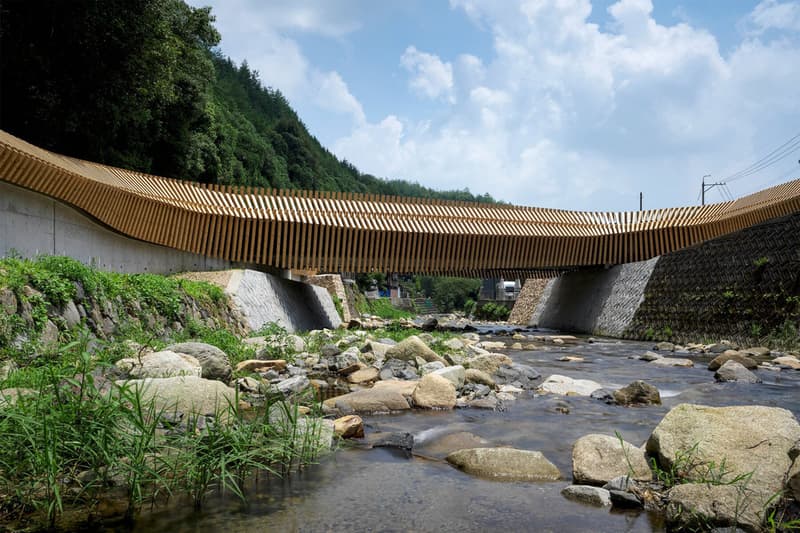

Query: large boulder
left=384, top=336, right=446, bottom=365
left=379, top=358, right=418, bottom=380
left=612, top=380, right=661, bottom=406
left=431, top=365, right=466, bottom=388
left=538, top=375, right=603, bottom=396
left=708, top=351, right=758, bottom=371
left=333, top=415, right=364, bottom=438
left=371, top=379, right=419, bottom=398
left=412, top=373, right=456, bottom=409
left=572, top=434, right=652, bottom=485
left=647, top=404, right=800, bottom=529
left=322, top=388, right=411, bottom=414
left=446, top=448, right=561, bottom=481
left=166, top=342, right=232, bottom=382
left=666, top=483, right=762, bottom=532
left=116, top=350, right=202, bottom=379
left=714, top=360, right=761, bottom=383
left=117, top=376, right=238, bottom=420
left=465, top=353, right=513, bottom=375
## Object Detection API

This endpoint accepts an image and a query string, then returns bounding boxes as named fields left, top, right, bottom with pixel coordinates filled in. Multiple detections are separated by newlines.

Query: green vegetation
left=475, top=302, right=511, bottom=321
left=358, top=298, right=415, bottom=320
left=649, top=443, right=752, bottom=489
left=0, top=341, right=326, bottom=530
left=1, top=1, right=498, bottom=204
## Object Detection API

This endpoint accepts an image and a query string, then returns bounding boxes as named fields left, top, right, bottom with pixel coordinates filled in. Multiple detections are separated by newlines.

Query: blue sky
left=186, top=0, right=800, bottom=212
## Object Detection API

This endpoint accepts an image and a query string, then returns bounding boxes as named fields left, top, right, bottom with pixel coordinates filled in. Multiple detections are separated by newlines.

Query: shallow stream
left=127, top=330, right=800, bottom=533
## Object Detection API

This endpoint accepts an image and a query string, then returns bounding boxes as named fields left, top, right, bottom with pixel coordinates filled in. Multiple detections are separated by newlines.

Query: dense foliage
left=1, top=0, right=498, bottom=202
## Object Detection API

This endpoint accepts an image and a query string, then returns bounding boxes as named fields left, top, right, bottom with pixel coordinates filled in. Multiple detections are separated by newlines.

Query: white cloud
left=400, top=46, right=455, bottom=102
left=333, top=0, right=800, bottom=210
left=747, top=0, right=800, bottom=34
left=186, top=0, right=367, bottom=126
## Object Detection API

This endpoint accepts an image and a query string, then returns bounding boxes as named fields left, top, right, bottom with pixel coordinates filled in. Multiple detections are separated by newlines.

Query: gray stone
left=321, top=344, right=341, bottom=358
left=590, top=388, right=614, bottom=402
left=420, top=317, right=438, bottom=331
left=609, top=489, right=642, bottom=508
left=165, top=342, right=232, bottom=382
left=466, top=353, right=513, bottom=375
left=649, top=357, right=694, bottom=367
left=603, top=475, right=637, bottom=492
left=647, top=403, right=800, bottom=524
left=494, top=363, right=541, bottom=388
left=714, top=360, right=761, bottom=383
left=666, top=483, right=761, bottom=532
left=561, top=485, right=612, bottom=507
left=446, top=448, right=561, bottom=481
left=431, top=365, right=466, bottom=388
left=60, top=300, right=81, bottom=329
left=572, top=434, right=652, bottom=485
left=420, top=361, right=446, bottom=374
left=40, top=319, right=59, bottom=349
left=332, top=347, right=361, bottom=373
left=275, top=375, right=310, bottom=396
left=708, top=351, right=758, bottom=371
left=117, top=376, right=238, bottom=420
left=379, top=358, right=418, bottom=381
left=370, top=431, right=414, bottom=451
left=613, top=380, right=661, bottom=406
left=117, top=350, right=202, bottom=379
left=639, top=351, right=662, bottom=361
left=443, top=338, right=465, bottom=350
left=538, top=375, right=603, bottom=396
left=412, top=373, right=457, bottom=409
left=362, top=340, right=393, bottom=359
left=654, top=341, right=675, bottom=351
left=385, top=335, right=446, bottom=365
left=323, top=388, right=411, bottom=414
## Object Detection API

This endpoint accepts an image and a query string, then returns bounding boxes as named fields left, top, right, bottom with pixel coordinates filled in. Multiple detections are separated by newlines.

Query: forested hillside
left=0, top=0, right=496, bottom=203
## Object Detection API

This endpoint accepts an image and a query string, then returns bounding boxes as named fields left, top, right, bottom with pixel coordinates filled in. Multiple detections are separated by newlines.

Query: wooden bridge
left=1, top=130, right=799, bottom=278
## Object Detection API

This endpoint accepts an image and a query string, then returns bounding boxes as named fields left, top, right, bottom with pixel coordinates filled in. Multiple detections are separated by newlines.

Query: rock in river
left=714, top=360, right=761, bottom=383
left=323, top=388, right=411, bottom=414
left=538, top=375, right=602, bottom=396
left=647, top=403, right=800, bottom=530
left=707, top=351, right=758, bottom=371
left=412, top=373, right=457, bottom=409
left=446, top=447, right=561, bottom=481
left=385, top=335, right=446, bottom=365
left=572, top=434, right=652, bottom=485
left=561, top=485, right=612, bottom=507
left=612, top=380, right=661, bottom=406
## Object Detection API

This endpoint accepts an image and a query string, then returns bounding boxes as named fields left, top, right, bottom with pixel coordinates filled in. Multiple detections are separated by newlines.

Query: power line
left=725, top=132, right=800, bottom=182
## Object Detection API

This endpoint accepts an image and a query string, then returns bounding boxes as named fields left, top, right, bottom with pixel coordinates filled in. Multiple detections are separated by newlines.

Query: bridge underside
left=1, top=130, right=799, bottom=278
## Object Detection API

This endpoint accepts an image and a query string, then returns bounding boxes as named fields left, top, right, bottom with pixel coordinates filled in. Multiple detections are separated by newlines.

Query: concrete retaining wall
left=530, top=258, right=658, bottom=337
left=1, top=182, right=233, bottom=274
left=226, top=270, right=341, bottom=333
left=528, top=213, right=800, bottom=344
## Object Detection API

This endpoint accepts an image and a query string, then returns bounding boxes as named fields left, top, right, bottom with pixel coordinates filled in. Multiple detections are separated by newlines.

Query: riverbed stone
left=741, top=346, right=770, bottom=357
left=572, top=434, right=652, bottom=485
left=465, top=353, right=513, bottom=375
left=538, top=375, right=603, bottom=396
left=0, top=387, right=37, bottom=407
left=654, top=341, right=675, bottom=351
left=275, top=375, right=310, bottom=396
left=372, top=379, right=419, bottom=398
left=379, top=358, right=418, bottom=380
left=166, top=342, right=232, bottom=382
left=708, top=351, right=758, bottom=371
left=118, top=376, right=237, bottom=420
left=235, top=359, right=287, bottom=373
left=773, top=356, right=800, bottom=369
left=412, top=373, right=457, bottom=409
left=0, top=288, right=16, bottom=315
left=323, top=388, right=411, bottom=414
left=432, top=365, right=466, bottom=388
left=333, top=415, right=364, bottom=438
left=362, top=340, right=392, bottom=359
left=639, top=351, right=662, bottom=361
left=465, top=368, right=496, bottom=387
left=332, top=347, right=362, bottom=374
left=416, top=431, right=489, bottom=458
left=647, top=403, right=800, bottom=526
left=117, top=350, right=202, bottom=379
left=420, top=361, right=446, bottom=375
left=476, top=341, right=506, bottom=351
left=494, top=363, right=541, bottom=388
left=385, top=335, right=446, bottom=365
left=561, top=485, right=612, bottom=507
left=443, top=338, right=465, bottom=350
left=649, top=357, right=694, bottom=367
left=347, top=366, right=379, bottom=384
left=714, top=360, right=761, bottom=383
left=613, top=380, right=661, bottom=406
left=446, top=448, right=561, bottom=481
left=666, top=483, right=761, bottom=532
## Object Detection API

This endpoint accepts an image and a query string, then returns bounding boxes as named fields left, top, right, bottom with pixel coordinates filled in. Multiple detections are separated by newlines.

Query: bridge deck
left=1, top=130, right=799, bottom=277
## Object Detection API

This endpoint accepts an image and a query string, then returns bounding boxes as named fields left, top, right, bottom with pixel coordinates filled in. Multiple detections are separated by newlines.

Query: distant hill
left=0, top=0, right=497, bottom=204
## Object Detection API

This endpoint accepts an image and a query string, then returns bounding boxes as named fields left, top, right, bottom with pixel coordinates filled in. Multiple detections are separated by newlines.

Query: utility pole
left=701, top=174, right=726, bottom=206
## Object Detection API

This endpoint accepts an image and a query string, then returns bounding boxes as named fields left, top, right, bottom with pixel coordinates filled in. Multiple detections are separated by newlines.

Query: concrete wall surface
left=530, top=258, right=658, bottom=336
left=227, top=269, right=342, bottom=333
left=0, top=182, right=232, bottom=274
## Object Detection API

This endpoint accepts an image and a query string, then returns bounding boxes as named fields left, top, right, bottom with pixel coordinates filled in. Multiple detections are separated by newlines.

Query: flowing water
left=126, top=330, right=800, bottom=533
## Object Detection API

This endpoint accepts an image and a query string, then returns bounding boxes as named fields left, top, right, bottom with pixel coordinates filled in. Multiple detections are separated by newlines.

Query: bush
left=430, top=277, right=480, bottom=313
left=475, top=302, right=510, bottom=321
